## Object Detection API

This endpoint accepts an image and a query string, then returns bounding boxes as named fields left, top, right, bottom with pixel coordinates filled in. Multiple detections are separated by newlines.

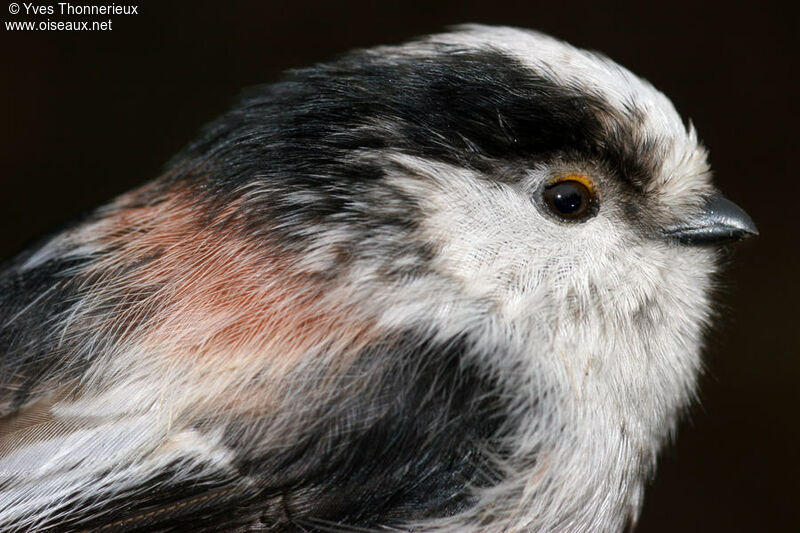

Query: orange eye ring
left=542, top=175, right=598, bottom=221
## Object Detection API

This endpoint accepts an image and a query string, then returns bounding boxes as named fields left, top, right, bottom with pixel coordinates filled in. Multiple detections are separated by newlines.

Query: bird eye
left=542, top=177, right=597, bottom=221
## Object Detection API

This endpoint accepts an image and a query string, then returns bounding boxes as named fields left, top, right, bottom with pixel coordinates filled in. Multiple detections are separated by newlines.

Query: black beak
left=664, top=193, right=758, bottom=245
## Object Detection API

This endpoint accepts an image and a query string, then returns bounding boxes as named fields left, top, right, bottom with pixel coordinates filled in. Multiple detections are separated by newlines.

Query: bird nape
left=0, top=25, right=756, bottom=533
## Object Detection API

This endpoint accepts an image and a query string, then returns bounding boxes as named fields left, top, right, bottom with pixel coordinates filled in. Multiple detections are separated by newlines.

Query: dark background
left=0, top=2, right=796, bottom=531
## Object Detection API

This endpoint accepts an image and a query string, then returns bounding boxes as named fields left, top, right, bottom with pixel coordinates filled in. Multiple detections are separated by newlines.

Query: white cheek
left=387, top=152, right=715, bottom=435
left=385, top=157, right=620, bottom=320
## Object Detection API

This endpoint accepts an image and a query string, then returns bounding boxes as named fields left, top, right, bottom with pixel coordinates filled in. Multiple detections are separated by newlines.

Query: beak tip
left=713, top=194, right=759, bottom=241
left=741, top=224, right=759, bottom=239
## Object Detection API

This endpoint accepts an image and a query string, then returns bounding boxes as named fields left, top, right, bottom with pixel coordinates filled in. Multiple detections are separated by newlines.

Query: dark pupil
left=544, top=181, right=590, bottom=219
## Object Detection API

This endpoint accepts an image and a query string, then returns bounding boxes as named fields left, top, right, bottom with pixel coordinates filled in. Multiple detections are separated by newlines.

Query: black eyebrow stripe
left=159, top=47, right=658, bottom=247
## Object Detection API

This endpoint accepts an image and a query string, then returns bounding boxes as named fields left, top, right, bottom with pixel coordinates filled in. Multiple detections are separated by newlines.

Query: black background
left=0, top=2, right=796, bottom=531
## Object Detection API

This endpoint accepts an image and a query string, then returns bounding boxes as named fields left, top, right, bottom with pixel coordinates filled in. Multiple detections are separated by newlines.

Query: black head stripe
left=176, top=47, right=654, bottom=223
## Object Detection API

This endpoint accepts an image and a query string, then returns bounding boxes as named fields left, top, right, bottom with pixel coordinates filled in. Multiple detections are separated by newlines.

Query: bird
left=0, top=25, right=757, bottom=532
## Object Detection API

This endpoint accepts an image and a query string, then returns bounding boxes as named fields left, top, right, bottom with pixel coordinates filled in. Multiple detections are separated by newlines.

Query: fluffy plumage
left=0, top=25, right=753, bottom=532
